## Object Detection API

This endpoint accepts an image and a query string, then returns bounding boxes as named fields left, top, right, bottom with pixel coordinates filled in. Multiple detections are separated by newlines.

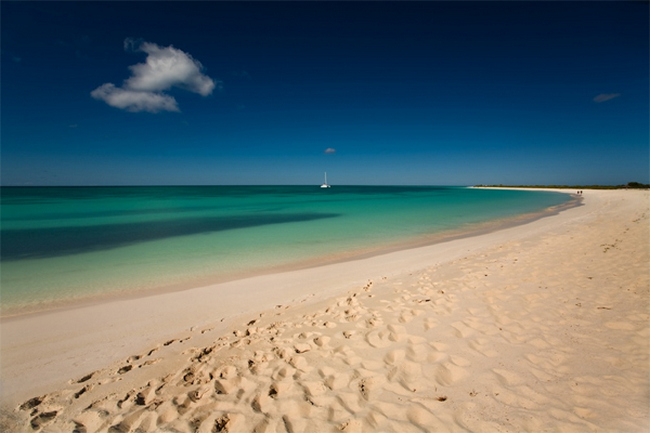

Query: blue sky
left=1, top=1, right=648, bottom=186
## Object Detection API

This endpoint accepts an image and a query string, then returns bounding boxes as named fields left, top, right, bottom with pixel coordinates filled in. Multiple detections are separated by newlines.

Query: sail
left=320, top=172, right=331, bottom=188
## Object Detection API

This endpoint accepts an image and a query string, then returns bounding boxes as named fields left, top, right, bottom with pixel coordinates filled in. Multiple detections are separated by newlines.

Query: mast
left=320, top=172, right=330, bottom=188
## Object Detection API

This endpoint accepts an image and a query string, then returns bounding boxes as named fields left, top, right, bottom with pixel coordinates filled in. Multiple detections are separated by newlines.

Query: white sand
left=1, top=189, right=648, bottom=432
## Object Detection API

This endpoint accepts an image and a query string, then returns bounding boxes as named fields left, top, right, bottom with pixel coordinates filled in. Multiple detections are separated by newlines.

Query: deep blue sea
left=0, top=186, right=573, bottom=316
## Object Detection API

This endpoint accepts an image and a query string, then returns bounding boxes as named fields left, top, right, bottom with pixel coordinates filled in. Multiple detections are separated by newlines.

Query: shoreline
left=0, top=191, right=580, bottom=320
left=1, top=189, right=647, bottom=432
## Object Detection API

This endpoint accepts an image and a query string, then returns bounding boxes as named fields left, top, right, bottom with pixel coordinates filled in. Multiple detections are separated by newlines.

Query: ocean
left=0, top=186, right=574, bottom=316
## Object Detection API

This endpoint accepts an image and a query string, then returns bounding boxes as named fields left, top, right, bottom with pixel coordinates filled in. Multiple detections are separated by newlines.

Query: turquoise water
left=1, top=186, right=572, bottom=316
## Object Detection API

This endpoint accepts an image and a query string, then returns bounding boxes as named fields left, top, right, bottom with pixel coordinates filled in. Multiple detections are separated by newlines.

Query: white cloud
left=324, top=148, right=336, bottom=154
left=91, top=40, right=218, bottom=113
left=124, top=42, right=215, bottom=96
left=593, top=93, right=621, bottom=103
left=91, top=83, right=179, bottom=113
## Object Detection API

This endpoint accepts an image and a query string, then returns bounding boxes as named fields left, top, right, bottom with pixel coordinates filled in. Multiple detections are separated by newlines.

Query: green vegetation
left=475, top=182, right=649, bottom=190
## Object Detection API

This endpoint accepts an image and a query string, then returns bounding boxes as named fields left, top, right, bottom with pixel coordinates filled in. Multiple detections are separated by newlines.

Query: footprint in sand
left=336, top=392, right=364, bottom=414
left=117, top=364, right=134, bottom=375
left=388, top=360, right=423, bottom=391
left=29, top=411, right=58, bottom=430
left=432, top=361, right=469, bottom=387
left=406, top=343, right=431, bottom=362
left=75, top=372, right=95, bottom=384
left=407, top=405, right=446, bottom=431
left=423, top=317, right=437, bottom=330
left=365, top=329, right=393, bottom=348
left=384, top=348, right=406, bottom=366
left=467, top=337, right=499, bottom=358
left=72, top=410, right=107, bottom=433
left=450, top=321, right=476, bottom=339
left=357, top=375, right=387, bottom=401
left=324, top=373, right=351, bottom=391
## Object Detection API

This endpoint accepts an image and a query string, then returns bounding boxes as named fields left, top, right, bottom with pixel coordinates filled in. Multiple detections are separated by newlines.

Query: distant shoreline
left=474, top=182, right=649, bottom=190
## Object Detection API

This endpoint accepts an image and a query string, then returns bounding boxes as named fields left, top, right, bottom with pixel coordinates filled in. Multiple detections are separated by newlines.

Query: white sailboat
left=320, top=172, right=331, bottom=188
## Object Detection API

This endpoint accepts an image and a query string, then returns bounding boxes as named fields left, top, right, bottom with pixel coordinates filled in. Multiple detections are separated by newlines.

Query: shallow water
left=0, top=186, right=571, bottom=315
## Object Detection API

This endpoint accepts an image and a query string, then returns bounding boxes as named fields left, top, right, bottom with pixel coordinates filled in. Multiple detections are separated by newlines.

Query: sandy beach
left=1, top=189, right=648, bottom=433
